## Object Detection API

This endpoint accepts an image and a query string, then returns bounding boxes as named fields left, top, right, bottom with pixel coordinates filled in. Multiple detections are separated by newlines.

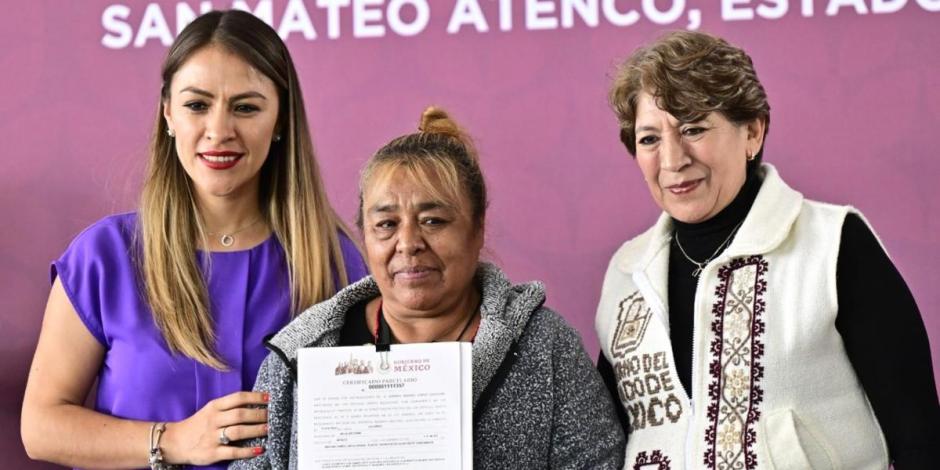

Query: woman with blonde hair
left=231, top=106, right=625, bottom=469
left=21, top=10, right=366, bottom=469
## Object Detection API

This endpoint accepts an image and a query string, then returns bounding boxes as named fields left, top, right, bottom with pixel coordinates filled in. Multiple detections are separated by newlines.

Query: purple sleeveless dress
left=52, top=213, right=367, bottom=470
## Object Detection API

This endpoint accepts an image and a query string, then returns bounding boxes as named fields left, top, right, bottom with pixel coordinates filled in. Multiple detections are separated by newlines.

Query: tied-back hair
left=357, top=107, right=489, bottom=230
left=140, top=10, right=353, bottom=369
left=610, top=31, right=771, bottom=159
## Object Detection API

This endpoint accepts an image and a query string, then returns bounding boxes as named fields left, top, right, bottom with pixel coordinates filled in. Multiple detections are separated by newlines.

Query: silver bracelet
left=148, top=422, right=179, bottom=470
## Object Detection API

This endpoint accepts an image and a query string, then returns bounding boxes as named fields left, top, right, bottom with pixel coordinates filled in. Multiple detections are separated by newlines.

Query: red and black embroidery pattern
left=633, top=450, right=672, bottom=469
left=703, top=256, right=768, bottom=469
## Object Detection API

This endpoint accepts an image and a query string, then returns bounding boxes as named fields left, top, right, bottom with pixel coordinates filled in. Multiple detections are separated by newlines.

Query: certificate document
left=297, top=342, right=472, bottom=470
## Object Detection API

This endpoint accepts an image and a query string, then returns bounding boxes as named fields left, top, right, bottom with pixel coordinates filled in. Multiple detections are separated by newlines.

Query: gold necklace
left=206, top=217, right=262, bottom=247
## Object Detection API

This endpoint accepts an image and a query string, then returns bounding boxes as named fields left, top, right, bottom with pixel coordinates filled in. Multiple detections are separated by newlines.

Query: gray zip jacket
left=230, top=263, right=625, bottom=470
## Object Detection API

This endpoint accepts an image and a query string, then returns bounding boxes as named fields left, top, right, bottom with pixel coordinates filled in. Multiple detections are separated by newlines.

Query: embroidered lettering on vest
left=611, top=292, right=684, bottom=431
left=703, top=256, right=768, bottom=469
left=633, top=450, right=672, bottom=469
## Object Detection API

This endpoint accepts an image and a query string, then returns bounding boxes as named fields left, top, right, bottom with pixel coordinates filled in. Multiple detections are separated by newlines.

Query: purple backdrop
left=2, top=1, right=937, bottom=467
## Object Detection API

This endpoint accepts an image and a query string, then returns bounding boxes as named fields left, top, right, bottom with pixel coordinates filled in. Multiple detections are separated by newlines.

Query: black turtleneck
left=668, top=168, right=762, bottom=394
left=597, top=168, right=939, bottom=468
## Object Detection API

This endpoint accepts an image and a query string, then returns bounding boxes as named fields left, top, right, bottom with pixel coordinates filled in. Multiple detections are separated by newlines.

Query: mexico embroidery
left=611, top=292, right=653, bottom=358
left=612, top=293, right=683, bottom=431
left=703, top=256, right=768, bottom=470
left=633, top=450, right=672, bottom=469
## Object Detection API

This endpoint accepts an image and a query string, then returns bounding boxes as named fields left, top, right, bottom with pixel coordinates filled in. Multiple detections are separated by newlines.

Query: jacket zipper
left=685, top=262, right=709, bottom=470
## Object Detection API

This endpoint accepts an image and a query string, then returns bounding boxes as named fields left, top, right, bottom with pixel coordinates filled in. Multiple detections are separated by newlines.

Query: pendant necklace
left=207, top=217, right=262, bottom=248
left=674, top=220, right=744, bottom=278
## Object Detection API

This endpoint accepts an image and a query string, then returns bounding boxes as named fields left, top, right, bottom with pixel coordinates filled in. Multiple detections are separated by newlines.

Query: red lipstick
left=198, top=150, right=244, bottom=170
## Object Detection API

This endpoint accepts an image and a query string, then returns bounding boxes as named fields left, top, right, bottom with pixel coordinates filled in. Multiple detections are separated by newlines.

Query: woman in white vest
left=595, top=31, right=938, bottom=469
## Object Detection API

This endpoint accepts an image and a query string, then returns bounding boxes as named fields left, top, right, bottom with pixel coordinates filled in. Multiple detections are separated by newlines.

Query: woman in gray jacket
left=231, top=107, right=624, bottom=469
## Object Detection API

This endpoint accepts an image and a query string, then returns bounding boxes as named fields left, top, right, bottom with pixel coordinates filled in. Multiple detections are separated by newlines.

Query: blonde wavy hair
left=140, top=10, right=354, bottom=369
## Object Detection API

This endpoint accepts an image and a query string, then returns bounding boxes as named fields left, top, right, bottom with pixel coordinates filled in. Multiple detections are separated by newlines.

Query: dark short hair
left=610, top=31, right=770, bottom=158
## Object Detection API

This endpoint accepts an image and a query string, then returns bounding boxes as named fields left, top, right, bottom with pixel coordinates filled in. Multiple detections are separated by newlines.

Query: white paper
left=298, top=342, right=473, bottom=470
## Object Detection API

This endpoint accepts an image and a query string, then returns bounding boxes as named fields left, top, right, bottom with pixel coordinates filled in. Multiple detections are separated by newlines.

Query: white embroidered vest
left=595, top=165, right=888, bottom=470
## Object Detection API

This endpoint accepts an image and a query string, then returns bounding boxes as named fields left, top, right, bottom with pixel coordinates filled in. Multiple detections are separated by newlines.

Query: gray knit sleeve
left=229, top=352, right=293, bottom=470
left=544, top=310, right=626, bottom=469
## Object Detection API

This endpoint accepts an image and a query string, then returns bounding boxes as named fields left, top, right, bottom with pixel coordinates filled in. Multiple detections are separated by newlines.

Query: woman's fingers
left=218, top=444, right=266, bottom=461
left=212, top=391, right=269, bottom=411
left=220, top=423, right=268, bottom=442
left=214, top=407, right=268, bottom=427
left=161, top=391, right=270, bottom=466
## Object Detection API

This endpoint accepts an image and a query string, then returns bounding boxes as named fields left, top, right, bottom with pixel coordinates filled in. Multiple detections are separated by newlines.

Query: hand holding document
left=298, top=342, right=472, bottom=469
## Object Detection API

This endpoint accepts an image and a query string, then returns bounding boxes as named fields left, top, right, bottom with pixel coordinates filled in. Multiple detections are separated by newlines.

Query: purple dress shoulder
left=52, top=213, right=366, bottom=470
